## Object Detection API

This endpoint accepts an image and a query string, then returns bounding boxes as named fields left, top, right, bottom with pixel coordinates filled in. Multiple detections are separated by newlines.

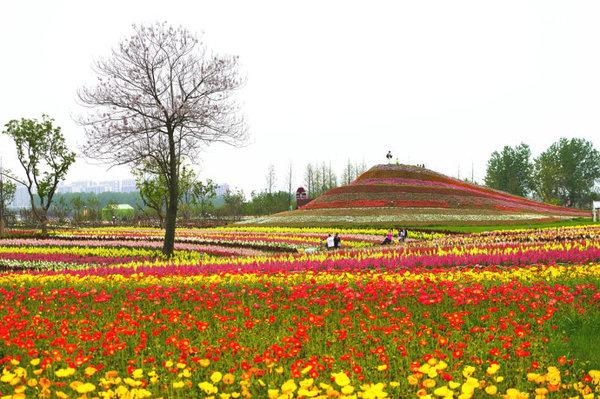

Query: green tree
left=133, top=162, right=197, bottom=227
left=51, top=196, right=70, bottom=224
left=70, top=194, right=85, bottom=225
left=1, top=115, right=76, bottom=234
left=222, top=189, right=245, bottom=218
left=191, top=179, right=217, bottom=217
left=534, top=138, right=600, bottom=207
left=86, top=195, right=101, bottom=222
left=0, top=177, right=16, bottom=235
left=484, top=143, right=534, bottom=197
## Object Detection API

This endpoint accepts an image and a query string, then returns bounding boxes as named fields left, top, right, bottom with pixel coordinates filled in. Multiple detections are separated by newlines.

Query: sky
left=1, top=0, right=600, bottom=195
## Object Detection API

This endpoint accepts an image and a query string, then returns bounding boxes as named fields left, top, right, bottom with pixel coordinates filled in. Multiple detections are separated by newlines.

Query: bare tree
left=78, top=23, right=247, bottom=256
left=286, top=162, right=293, bottom=209
left=265, top=164, right=276, bottom=194
left=304, top=163, right=314, bottom=198
left=341, top=159, right=354, bottom=185
left=354, top=160, right=367, bottom=177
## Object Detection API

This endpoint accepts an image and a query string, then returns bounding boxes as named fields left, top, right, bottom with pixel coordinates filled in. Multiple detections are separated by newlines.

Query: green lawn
left=419, top=218, right=597, bottom=233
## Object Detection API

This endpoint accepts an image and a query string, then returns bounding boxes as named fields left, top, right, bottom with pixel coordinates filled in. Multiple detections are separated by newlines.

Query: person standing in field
left=382, top=229, right=393, bottom=245
left=326, top=234, right=335, bottom=250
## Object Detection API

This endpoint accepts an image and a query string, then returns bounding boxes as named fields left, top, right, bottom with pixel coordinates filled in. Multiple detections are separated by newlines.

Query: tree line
left=218, top=159, right=367, bottom=217
left=484, top=138, right=600, bottom=208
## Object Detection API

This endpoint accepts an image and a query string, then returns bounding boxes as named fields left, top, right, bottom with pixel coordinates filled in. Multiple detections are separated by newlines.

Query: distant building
left=120, top=179, right=137, bottom=193
left=216, top=184, right=230, bottom=196
left=12, top=186, right=30, bottom=208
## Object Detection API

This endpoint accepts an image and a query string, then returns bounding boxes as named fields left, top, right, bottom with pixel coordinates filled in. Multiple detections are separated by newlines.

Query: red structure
left=295, top=187, right=311, bottom=209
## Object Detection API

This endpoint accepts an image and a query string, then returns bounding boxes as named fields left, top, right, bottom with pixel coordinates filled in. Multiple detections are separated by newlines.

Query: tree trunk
left=162, top=131, right=179, bottom=257
left=40, top=209, right=48, bottom=236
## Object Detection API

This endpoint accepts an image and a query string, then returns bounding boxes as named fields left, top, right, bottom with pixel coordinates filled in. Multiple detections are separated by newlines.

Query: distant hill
left=239, top=164, right=589, bottom=227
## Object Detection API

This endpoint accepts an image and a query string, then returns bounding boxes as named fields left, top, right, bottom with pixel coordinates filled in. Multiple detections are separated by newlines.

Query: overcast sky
left=1, top=0, right=599, bottom=194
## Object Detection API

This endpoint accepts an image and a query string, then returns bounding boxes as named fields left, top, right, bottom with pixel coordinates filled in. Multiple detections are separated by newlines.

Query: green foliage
left=534, top=138, right=600, bottom=207
left=0, top=179, right=16, bottom=212
left=52, top=196, right=70, bottom=224
left=70, top=194, right=85, bottom=224
left=0, top=178, right=16, bottom=231
left=548, top=306, right=600, bottom=369
left=190, top=179, right=217, bottom=217
left=2, top=115, right=75, bottom=232
left=484, top=143, right=534, bottom=197
left=244, top=191, right=293, bottom=215
left=133, top=162, right=198, bottom=224
left=222, top=189, right=245, bottom=217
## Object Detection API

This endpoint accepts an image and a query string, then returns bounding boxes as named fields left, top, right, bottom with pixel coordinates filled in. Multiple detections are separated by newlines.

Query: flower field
left=0, top=225, right=599, bottom=398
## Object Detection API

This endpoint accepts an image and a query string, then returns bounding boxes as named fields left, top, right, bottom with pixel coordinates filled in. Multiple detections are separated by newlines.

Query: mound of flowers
left=304, top=164, right=587, bottom=216
left=247, top=164, right=591, bottom=227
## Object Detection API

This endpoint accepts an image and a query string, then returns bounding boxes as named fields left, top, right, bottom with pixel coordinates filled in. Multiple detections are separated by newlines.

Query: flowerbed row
left=0, top=265, right=598, bottom=398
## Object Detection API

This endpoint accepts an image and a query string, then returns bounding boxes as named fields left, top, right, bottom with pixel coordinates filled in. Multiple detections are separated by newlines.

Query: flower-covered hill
left=242, top=164, right=590, bottom=227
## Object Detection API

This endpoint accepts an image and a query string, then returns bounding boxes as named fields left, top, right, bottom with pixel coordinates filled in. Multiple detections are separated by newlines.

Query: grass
left=547, top=305, right=600, bottom=369
left=236, top=218, right=597, bottom=234
left=418, top=218, right=598, bottom=233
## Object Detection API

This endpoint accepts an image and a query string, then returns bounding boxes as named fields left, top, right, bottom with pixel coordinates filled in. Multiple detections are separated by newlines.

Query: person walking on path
left=334, top=233, right=341, bottom=249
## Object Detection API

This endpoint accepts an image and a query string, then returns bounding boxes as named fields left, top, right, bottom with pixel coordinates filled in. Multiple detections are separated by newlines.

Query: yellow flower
left=407, top=375, right=420, bottom=385
left=332, top=372, right=350, bottom=387
left=13, top=385, right=26, bottom=394
left=485, top=385, right=497, bottom=395
left=359, top=383, right=387, bottom=398
left=55, top=368, right=76, bottom=378
left=172, top=380, right=185, bottom=389
left=427, top=368, right=439, bottom=378
left=377, top=364, right=388, bottom=371
left=29, top=359, right=40, bottom=367
left=84, top=366, right=97, bottom=377
left=341, top=385, right=354, bottom=394
left=434, top=386, right=454, bottom=397
left=299, top=378, right=314, bottom=388
left=124, top=377, right=142, bottom=387
left=423, top=379, right=436, bottom=388
left=199, top=359, right=211, bottom=368
left=486, top=364, right=500, bottom=376
left=0, top=372, right=15, bottom=383
left=75, top=382, right=96, bottom=394
left=198, top=381, right=218, bottom=394
left=281, top=379, right=297, bottom=393
left=462, top=366, right=476, bottom=378
left=211, top=372, right=223, bottom=384
left=223, top=373, right=235, bottom=385
left=181, top=369, right=192, bottom=378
